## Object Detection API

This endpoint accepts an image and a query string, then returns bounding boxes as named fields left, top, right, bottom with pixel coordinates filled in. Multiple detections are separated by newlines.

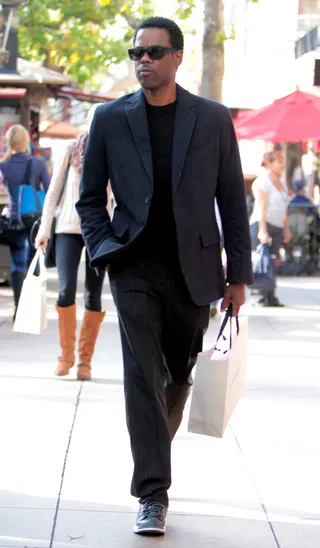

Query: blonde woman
left=35, top=105, right=105, bottom=381
left=250, top=150, right=291, bottom=306
left=0, top=125, right=50, bottom=319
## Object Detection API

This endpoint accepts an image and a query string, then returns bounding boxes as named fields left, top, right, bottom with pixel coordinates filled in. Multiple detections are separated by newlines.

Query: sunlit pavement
left=0, top=268, right=320, bottom=548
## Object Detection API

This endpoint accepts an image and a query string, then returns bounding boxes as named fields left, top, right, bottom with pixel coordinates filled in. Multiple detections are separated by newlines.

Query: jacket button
left=144, top=197, right=150, bottom=204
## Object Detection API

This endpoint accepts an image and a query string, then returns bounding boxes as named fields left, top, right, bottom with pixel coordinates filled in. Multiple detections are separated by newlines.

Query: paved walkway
left=0, top=270, right=320, bottom=548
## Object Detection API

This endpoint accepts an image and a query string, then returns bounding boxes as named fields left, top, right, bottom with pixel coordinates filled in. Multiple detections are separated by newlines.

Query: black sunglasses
left=128, top=45, right=178, bottom=61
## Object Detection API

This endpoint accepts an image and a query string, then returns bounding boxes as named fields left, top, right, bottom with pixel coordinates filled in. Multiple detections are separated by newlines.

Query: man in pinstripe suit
left=77, top=17, right=252, bottom=536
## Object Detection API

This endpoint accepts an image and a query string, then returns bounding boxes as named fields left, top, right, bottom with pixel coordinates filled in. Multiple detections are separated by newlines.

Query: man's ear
left=175, top=51, right=183, bottom=69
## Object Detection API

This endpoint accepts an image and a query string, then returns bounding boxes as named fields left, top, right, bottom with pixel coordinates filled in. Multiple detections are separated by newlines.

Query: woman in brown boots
left=35, top=106, right=105, bottom=380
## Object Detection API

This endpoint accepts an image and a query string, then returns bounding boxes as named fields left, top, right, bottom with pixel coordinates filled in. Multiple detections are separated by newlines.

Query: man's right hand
left=35, top=236, right=49, bottom=250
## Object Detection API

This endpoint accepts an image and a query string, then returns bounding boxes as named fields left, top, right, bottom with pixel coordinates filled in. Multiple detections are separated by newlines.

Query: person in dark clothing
left=290, top=179, right=320, bottom=221
left=0, top=124, right=50, bottom=318
left=289, top=179, right=320, bottom=271
left=76, top=17, right=252, bottom=536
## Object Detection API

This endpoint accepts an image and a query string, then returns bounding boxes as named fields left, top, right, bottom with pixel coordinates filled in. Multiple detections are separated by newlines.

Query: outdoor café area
left=234, top=88, right=320, bottom=277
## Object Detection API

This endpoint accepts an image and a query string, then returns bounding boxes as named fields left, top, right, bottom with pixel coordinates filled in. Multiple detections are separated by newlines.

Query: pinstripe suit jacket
left=76, top=85, right=253, bottom=306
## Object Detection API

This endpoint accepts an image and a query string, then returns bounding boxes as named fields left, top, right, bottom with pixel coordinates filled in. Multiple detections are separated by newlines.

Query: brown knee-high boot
left=77, top=309, right=105, bottom=381
left=55, top=304, right=77, bottom=376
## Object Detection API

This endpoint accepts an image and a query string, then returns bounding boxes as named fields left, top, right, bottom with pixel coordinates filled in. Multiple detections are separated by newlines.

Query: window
left=299, top=0, right=320, bottom=15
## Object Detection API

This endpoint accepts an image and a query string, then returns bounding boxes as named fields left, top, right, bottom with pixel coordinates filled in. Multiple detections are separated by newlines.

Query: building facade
left=223, top=0, right=305, bottom=109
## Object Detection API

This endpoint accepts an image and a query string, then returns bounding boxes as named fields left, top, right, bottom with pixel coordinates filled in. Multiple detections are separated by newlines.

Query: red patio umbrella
left=39, top=119, right=80, bottom=139
left=234, top=90, right=320, bottom=142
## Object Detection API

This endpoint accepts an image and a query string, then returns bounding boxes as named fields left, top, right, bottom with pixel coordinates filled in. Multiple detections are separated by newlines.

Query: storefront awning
left=0, top=59, right=74, bottom=86
left=50, top=86, right=113, bottom=103
left=39, top=118, right=80, bottom=139
left=0, top=87, right=27, bottom=98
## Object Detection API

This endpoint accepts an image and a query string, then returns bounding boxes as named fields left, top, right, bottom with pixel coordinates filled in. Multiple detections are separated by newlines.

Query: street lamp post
left=0, top=0, right=27, bottom=70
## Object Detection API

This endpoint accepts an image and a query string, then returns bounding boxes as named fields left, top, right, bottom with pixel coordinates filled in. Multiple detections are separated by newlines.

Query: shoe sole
left=77, top=376, right=92, bottom=381
left=133, top=525, right=166, bottom=535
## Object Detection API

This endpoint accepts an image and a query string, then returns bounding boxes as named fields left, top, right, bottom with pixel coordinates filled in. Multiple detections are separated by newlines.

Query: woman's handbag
left=43, top=217, right=59, bottom=268
left=18, top=158, right=46, bottom=228
left=13, top=248, right=47, bottom=335
left=30, top=155, right=71, bottom=268
left=0, top=216, right=25, bottom=246
left=251, top=243, right=275, bottom=292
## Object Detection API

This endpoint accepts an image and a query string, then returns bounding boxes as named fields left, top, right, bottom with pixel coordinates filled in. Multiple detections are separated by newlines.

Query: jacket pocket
left=199, top=229, right=224, bottom=289
left=200, top=228, right=221, bottom=247
left=111, top=210, right=127, bottom=237
left=110, top=213, right=129, bottom=242
left=187, top=142, right=213, bottom=155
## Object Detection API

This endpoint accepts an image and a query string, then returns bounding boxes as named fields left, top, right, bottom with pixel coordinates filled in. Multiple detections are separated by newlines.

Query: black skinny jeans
left=55, top=234, right=105, bottom=310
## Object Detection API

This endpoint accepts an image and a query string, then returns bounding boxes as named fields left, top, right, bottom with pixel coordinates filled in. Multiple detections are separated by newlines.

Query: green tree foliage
left=19, top=0, right=149, bottom=85
left=19, top=0, right=194, bottom=86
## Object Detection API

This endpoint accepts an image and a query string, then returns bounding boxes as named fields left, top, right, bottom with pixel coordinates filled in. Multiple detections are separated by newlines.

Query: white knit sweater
left=38, top=140, right=82, bottom=238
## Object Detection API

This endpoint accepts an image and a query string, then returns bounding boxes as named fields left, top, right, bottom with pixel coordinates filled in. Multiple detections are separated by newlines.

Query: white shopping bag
left=188, top=308, right=248, bottom=438
left=13, top=249, right=47, bottom=335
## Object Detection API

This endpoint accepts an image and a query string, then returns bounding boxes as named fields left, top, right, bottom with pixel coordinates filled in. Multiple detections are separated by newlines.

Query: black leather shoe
left=255, top=295, right=285, bottom=308
left=266, top=295, right=285, bottom=307
left=133, top=501, right=167, bottom=535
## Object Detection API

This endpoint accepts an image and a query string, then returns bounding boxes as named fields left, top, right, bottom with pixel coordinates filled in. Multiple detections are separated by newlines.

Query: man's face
left=133, top=28, right=183, bottom=91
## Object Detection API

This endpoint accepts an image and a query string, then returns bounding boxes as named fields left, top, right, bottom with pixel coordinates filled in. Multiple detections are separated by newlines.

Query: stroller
left=280, top=203, right=320, bottom=276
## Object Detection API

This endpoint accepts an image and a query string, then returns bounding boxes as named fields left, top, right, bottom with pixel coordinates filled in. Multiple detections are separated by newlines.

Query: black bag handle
left=22, top=157, right=32, bottom=186
left=216, top=304, right=240, bottom=350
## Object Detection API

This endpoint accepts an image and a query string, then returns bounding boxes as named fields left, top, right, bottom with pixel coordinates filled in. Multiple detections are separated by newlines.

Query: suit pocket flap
left=200, top=229, right=220, bottom=247
left=188, top=142, right=212, bottom=154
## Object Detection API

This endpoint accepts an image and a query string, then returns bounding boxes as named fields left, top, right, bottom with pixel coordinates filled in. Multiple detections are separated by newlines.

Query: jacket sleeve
left=37, top=143, right=72, bottom=239
left=216, top=107, right=253, bottom=285
left=76, top=108, right=113, bottom=261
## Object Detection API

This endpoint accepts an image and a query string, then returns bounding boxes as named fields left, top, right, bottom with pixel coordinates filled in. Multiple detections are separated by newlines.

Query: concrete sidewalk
left=0, top=270, right=320, bottom=548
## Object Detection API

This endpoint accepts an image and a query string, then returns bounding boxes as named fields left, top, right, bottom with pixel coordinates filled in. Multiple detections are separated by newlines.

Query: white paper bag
left=188, top=312, right=248, bottom=438
left=13, top=249, right=47, bottom=335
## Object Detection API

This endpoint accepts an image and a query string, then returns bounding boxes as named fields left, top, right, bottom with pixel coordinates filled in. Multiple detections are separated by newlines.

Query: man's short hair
left=134, top=17, right=184, bottom=51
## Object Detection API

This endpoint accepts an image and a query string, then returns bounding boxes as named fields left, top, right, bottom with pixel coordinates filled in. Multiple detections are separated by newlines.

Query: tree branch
left=121, top=12, right=140, bottom=29
left=109, top=1, right=140, bottom=29
left=21, top=20, right=60, bottom=31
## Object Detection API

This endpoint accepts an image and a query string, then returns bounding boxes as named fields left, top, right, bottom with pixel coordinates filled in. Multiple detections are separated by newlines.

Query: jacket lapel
left=126, top=90, right=153, bottom=185
left=172, top=86, right=198, bottom=194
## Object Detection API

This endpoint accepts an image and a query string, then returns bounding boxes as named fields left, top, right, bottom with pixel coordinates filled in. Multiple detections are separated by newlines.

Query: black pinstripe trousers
left=109, top=257, right=209, bottom=506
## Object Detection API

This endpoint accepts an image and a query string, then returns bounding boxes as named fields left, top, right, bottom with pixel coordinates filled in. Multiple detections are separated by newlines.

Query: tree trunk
left=201, top=0, right=225, bottom=102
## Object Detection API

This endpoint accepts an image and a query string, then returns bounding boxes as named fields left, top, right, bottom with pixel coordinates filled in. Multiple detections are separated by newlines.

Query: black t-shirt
left=115, top=99, right=180, bottom=268
left=139, top=99, right=179, bottom=263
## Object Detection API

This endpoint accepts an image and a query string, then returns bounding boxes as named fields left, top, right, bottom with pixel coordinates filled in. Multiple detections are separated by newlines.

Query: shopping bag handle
left=27, top=248, right=46, bottom=279
left=216, top=304, right=239, bottom=350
